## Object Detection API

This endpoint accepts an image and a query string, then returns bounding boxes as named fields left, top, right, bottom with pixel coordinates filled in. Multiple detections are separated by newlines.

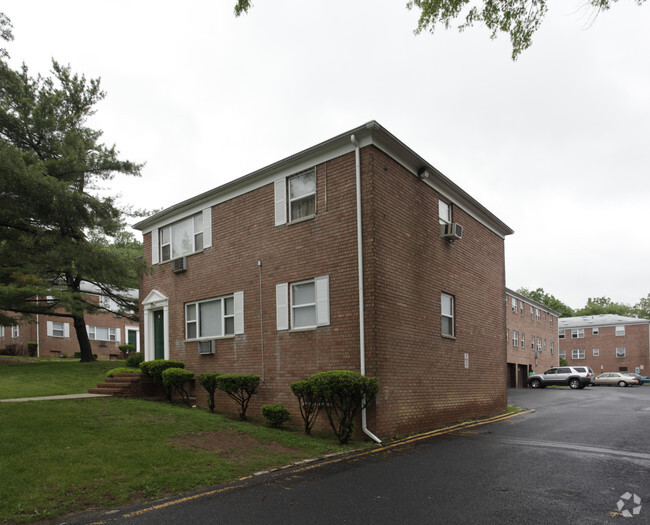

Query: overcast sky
left=3, top=0, right=649, bottom=310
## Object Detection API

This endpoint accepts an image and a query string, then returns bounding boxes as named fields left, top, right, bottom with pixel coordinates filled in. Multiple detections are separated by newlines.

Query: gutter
left=351, top=134, right=382, bottom=445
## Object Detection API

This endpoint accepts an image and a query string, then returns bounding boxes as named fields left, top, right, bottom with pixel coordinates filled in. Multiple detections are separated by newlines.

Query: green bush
left=125, top=352, right=144, bottom=368
left=308, top=370, right=379, bottom=444
left=162, top=368, right=195, bottom=406
left=105, top=367, right=141, bottom=378
left=215, top=374, right=261, bottom=421
left=197, top=372, right=220, bottom=413
left=262, top=404, right=291, bottom=428
left=140, top=359, right=185, bottom=401
left=290, top=379, right=321, bottom=436
left=27, top=342, right=38, bottom=357
left=118, top=344, right=135, bottom=359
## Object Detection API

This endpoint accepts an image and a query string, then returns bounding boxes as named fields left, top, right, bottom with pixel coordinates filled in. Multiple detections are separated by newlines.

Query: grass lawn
left=0, top=360, right=373, bottom=523
left=0, top=358, right=117, bottom=399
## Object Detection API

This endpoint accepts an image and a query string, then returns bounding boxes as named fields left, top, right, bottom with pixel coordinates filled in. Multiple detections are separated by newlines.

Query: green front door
left=153, top=310, right=164, bottom=359
left=128, top=329, right=137, bottom=348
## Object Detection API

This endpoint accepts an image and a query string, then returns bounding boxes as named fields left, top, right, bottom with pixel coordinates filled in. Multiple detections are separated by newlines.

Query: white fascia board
left=134, top=120, right=513, bottom=239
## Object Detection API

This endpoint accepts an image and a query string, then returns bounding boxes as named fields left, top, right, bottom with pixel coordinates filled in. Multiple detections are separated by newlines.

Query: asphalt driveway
left=65, top=385, right=650, bottom=524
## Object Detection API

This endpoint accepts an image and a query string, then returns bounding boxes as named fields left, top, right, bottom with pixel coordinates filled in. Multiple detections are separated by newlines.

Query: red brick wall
left=560, top=323, right=650, bottom=375
left=506, top=294, right=559, bottom=387
left=140, top=145, right=508, bottom=438
left=1, top=300, right=138, bottom=359
left=362, top=148, right=507, bottom=437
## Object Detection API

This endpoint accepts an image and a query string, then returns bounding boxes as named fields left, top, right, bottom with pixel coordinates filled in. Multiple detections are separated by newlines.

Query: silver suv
left=528, top=366, right=595, bottom=389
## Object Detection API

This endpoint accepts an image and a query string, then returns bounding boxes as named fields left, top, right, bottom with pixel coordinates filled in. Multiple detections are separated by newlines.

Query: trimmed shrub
left=162, top=368, right=195, bottom=406
left=27, top=342, right=38, bottom=357
left=105, top=367, right=140, bottom=378
left=262, top=404, right=291, bottom=428
left=308, top=370, right=379, bottom=445
left=140, top=359, right=185, bottom=400
left=290, top=379, right=321, bottom=436
left=118, top=344, right=135, bottom=359
left=197, top=372, right=220, bottom=413
left=215, top=374, right=261, bottom=421
left=125, top=352, right=144, bottom=368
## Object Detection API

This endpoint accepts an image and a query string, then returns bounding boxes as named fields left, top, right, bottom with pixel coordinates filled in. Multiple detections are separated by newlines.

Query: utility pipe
left=351, top=134, right=381, bottom=444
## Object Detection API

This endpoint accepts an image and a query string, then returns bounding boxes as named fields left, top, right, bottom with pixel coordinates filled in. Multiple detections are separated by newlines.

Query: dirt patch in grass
left=171, top=429, right=303, bottom=461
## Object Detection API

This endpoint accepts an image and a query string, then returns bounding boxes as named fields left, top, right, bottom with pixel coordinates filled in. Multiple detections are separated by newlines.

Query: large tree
left=516, top=287, right=574, bottom=317
left=575, top=296, right=633, bottom=317
left=233, top=0, right=646, bottom=60
left=0, top=17, right=144, bottom=361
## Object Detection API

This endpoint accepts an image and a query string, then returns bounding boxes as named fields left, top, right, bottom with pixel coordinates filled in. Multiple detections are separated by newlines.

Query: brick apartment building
left=134, top=121, right=514, bottom=439
left=559, top=314, right=650, bottom=376
left=505, top=288, right=559, bottom=388
left=0, top=283, right=139, bottom=359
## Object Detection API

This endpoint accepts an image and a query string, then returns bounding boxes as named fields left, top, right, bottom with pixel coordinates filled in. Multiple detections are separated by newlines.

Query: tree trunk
left=73, top=314, right=95, bottom=362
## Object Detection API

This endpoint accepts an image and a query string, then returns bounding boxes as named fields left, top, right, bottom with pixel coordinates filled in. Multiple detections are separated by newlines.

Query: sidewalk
left=0, top=393, right=110, bottom=402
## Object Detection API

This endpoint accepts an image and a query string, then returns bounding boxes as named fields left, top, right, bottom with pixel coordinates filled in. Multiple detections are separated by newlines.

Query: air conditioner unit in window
left=440, top=222, right=463, bottom=240
left=198, top=340, right=215, bottom=355
left=171, top=257, right=187, bottom=273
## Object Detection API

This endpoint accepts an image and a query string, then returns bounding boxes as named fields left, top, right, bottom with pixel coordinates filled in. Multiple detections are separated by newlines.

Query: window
left=277, top=276, right=329, bottom=330
left=151, top=208, right=211, bottom=264
left=592, top=327, right=599, bottom=335
left=535, top=308, right=540, bottom=322
left=11, top=325, right=19, bottom=338
left=0, top=326, right=3, bottom=337
left=537, top=337, right=542, bottom=352
left=512, top=331, right=518, bottom=346
left=616, top=347, right=626, bottom=358
left=441, top=293, right=455, bottom=337
left=521, top=333, right=525, bottom=348
left=559, top=349, right=566, bottom=359
left=558, top=329, right=565, bottom=339
left=438, top=199, right=451, bottom=224
left=186, top=292, right=244, bottom=339
left=572, top=349, right=585, bottom=359
left=531, top=336, right=535, bottom=350
left=47, top=321, right=69, bottom=338
left=550, top=316, right=553, bottom=327
left=275, top=169, right=316, bottom=226
left=530, top=306, right=534, bottom=320
left=550, top=342, right=554, bottom=355
left=520, top=302, right=524, bottom=315
left=593, top=348, right=599, bottom=357
left=87, top=326, right=118, bottom=342
left=160, top=212, right=204, bottom=262
left=571, top=328, right=584, bottom=339
left=511, top=297, right=517, bottom=313
left=615, top=325, right=625, bottom=336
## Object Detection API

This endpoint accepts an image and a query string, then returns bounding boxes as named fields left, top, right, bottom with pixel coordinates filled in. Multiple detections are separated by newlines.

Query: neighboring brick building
left=134, top=121, right=513, bottom=439
left=0, top=284, right=139, bottom=359
left=505, top=288, right=559, bottom=388
left=559, top=314, right=650, bottom=376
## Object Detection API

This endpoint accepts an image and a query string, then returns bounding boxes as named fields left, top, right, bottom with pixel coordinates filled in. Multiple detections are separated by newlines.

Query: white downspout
left=351, top=134, right=381, bottom=444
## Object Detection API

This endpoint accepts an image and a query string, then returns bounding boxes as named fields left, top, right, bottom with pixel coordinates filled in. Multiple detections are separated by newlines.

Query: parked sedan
left=622, top=372, right=649, bottom=385
left=593, top=372, right=640, bottom=387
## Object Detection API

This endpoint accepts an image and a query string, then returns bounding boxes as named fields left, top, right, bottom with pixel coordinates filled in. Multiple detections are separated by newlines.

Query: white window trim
left=276, top=276, right=329, bottom=331
left=274, top=169, right=316, bottom=227
left=47, top=321, right=70, bottom=338
left=87, top=326, right=120, bottom=342
left=572, top=349, right=585, bottom=360
left=185, top=291, right=244, bottom=340
left=615, top=325, right=625, bottom=336
left=152, top=207, right=212, bottom=264
left=441, top=292, right=455, bottom=338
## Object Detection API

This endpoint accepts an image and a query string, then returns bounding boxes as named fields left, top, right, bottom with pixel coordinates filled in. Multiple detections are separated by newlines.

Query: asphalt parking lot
left=66, top=385, right=650, bottom=524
